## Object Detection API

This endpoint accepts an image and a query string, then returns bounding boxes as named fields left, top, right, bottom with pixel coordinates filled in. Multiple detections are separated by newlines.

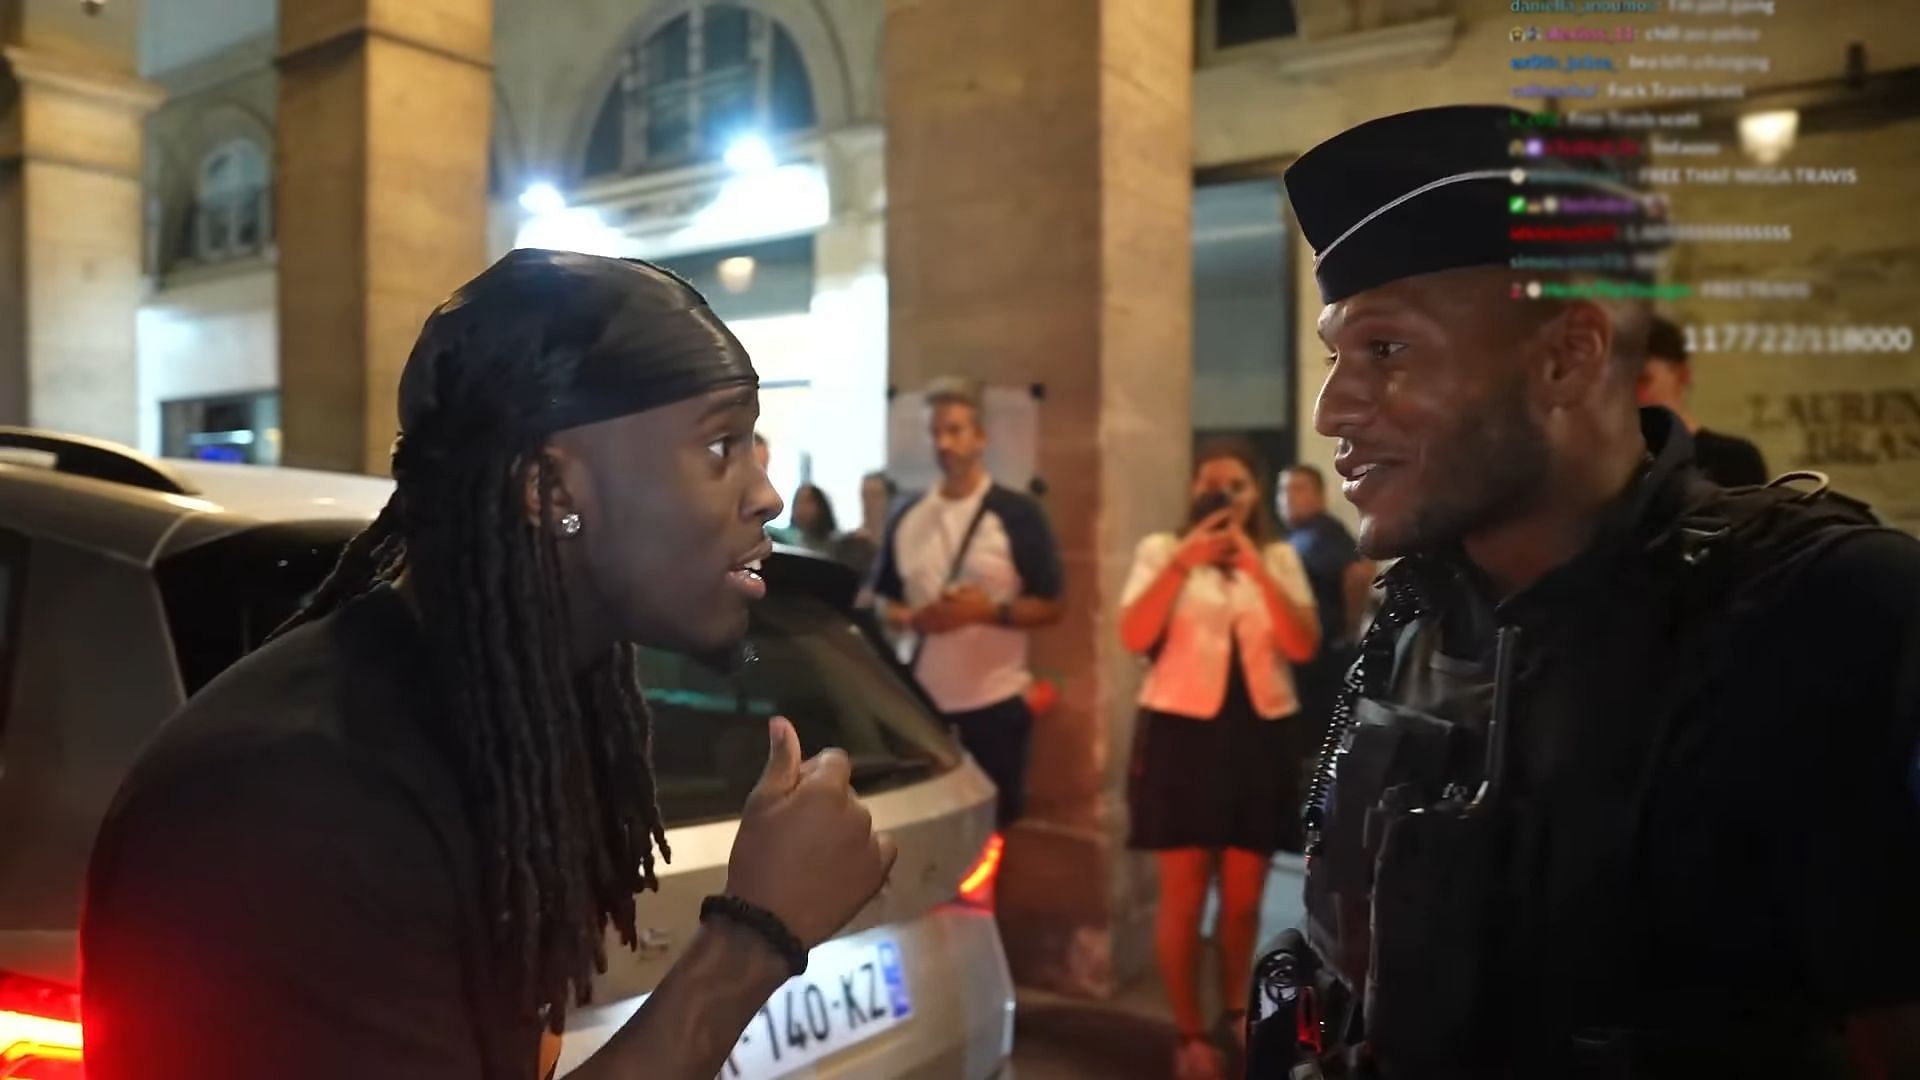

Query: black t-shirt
left=1690, top=427, right=1769, bottom=487
left=81, top=587, right=543, bottom=1080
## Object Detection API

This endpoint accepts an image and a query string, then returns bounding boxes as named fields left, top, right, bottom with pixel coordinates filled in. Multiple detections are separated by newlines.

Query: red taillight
left=0, top=972, right=83, bottom=1080
left=957, top=832, right=1006, bottom=907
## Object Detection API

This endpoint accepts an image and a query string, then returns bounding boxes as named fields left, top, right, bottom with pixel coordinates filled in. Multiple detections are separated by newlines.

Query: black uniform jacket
left=1303, top=409, right=1920, bottom=1075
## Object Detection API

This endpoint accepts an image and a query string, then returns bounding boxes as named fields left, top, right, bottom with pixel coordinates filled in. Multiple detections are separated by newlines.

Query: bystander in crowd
left=1278, top=465, right=1375, bottom=758
left=780, top=483, right=839, bottom=555
left=872, top=377, right=1064, bottom=828
left=1636, top=314, right=1769, bottom=487
left=1119, top=439, right=1319, bottom=1080
left=833, top=470, right=896, bottom=583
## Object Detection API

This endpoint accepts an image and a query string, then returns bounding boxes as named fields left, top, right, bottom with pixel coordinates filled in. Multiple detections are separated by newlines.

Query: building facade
left=490, top=0, right=890, bottom=525
left=133, top=0, right=1920, bottom=535
left=136, top=1, right=277, bottom=465
left=137, top=0, right=897, bottom=527
left=135, top=0, right=1317, bottom=532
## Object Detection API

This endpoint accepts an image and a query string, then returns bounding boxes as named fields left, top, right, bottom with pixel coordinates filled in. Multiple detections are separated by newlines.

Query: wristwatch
left=995, top=602, right=1014, bottom=627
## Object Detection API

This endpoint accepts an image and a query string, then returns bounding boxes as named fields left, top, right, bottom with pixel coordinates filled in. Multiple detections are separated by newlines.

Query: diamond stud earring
left=559, top=512, right=583, bottom=537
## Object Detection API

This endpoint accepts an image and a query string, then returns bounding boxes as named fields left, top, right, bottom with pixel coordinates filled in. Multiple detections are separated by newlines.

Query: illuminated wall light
left=626, top=163, right=832, bottom=260
left=514, top=206, right=628, bottom=257
left=518, top=182, right=568, bottom=217
left=716, top=256, right=757, bottom=294
left=723, top=133, right=778, bottom=174
left=1737, top=109, right=1799, bottom=165
left=514, top=181, right=632, bottom=256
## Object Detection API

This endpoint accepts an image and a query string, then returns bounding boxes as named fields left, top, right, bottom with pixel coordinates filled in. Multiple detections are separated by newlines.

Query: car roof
left=0, top=451, right=388, bottom=566
left=167, top=459, right=395, bottom=522
left=0, top=463, right=230, bottom=565
left=0, top=432, right=858, bottom=598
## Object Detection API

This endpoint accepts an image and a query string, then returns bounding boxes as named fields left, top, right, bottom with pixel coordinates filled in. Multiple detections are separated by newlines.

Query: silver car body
left=0, top=447, right=1014, bottom=1079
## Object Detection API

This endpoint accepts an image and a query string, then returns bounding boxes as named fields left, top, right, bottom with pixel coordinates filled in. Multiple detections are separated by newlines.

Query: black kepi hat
left=1284, top=105, right=1655, bottom=304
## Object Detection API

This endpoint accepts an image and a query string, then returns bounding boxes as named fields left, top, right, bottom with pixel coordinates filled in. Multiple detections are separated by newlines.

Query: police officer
left=1250, top=106, right=1920, bottom=1078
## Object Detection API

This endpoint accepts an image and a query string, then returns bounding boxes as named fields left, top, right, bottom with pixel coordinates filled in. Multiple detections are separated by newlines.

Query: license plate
left=715, top=938, right=914, bottom=1080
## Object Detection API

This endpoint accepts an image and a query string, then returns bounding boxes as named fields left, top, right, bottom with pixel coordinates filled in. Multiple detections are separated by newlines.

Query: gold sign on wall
left=1747, top=386, right=1920, bottom=533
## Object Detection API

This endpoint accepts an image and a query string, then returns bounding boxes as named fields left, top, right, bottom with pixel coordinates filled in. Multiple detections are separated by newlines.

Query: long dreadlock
left=272, top=302, right=673, bottom=1031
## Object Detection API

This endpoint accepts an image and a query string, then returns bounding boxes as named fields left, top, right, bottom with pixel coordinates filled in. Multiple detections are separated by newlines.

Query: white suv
left=0, top=429, right=1015, bottom=1080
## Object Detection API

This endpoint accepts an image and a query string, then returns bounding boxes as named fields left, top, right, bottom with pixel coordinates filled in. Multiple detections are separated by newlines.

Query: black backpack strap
left=1635, top=473, right=1888, bottom=712
left=1660, top=468, right=1877, bottom=569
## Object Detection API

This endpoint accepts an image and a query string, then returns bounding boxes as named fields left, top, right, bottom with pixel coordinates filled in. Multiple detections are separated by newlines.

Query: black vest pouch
left=1318, top=697, right=1462, bottom=898
left=1364, top=788, right=1510, bottom=1077
left=1363, top=626, right=1522, bottom=1078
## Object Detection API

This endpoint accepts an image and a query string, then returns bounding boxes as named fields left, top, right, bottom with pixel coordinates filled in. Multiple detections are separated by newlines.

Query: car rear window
left=639, top=592, right=959, bottom=825
left=155, top=528, right=957, bottom=824
left=154, top=521, right=364, bottom=696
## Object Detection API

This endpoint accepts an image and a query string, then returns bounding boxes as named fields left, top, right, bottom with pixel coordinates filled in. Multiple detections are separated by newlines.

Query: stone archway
left=558, top=0, right=856, bottom=185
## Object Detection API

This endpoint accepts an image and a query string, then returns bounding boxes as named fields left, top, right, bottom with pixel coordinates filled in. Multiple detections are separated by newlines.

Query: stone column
left=275, top=0, right=492, bottom=475
left=883, top=0, right=1194, bottom=996
left=0, top=37, right=159, bottom=443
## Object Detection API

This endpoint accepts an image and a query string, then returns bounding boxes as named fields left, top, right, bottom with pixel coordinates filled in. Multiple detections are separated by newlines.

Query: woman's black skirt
left=1127, top=659, right=1308, bottom=854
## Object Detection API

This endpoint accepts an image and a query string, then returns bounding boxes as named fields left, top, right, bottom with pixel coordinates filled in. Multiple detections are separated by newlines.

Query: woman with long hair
left=1119, top=439, right=1320, bottom=1080
left=788, top=482, right=839, bottom=553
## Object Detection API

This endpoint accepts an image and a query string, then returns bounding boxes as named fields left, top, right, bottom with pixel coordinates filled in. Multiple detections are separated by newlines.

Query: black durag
left=391, top=248, right=764, bottom=671
left=395, top=248, right=759, bottom=455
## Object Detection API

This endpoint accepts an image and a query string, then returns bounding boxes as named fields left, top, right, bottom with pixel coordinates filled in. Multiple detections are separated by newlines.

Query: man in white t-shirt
left=871, top=377, right=1064, bottom=827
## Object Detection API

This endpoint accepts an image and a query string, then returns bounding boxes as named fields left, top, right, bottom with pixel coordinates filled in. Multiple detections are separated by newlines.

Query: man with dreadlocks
left=79, top=249, right=895, bottom=1079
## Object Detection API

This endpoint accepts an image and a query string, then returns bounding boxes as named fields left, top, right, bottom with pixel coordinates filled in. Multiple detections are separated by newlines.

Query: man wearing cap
left=1251, top=106, right=1920, bottom=1078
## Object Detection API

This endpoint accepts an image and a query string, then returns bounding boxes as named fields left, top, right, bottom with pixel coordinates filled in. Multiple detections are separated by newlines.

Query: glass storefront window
left=1192, top=176, right=1296, bottom=464
left=160, top=391, right=281, bottom=466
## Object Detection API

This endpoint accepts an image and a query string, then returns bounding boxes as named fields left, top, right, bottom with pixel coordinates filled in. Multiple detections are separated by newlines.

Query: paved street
left=1007, top=856, right=1305, bottom=1078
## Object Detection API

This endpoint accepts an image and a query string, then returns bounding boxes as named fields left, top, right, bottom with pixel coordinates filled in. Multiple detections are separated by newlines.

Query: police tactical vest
left=1292, top=471, right=1890, bottom=1078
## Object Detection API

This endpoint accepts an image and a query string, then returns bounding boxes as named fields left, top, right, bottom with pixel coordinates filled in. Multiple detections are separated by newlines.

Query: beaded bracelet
left=700, top=894, right=808, bottom=978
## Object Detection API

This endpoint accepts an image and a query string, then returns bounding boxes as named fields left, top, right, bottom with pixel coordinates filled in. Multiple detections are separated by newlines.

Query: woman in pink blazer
left=1119, top=439, right=1321, bottom=1080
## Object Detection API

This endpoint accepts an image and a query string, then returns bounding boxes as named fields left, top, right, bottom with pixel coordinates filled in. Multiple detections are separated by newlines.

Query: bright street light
left=518, top=182, right=567, bottom=216
left=723, top=134, right=777, bottom=174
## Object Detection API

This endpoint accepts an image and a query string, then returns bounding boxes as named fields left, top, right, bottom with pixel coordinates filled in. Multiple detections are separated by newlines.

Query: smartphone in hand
left=1188, top=489, right=1234, bottom=528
